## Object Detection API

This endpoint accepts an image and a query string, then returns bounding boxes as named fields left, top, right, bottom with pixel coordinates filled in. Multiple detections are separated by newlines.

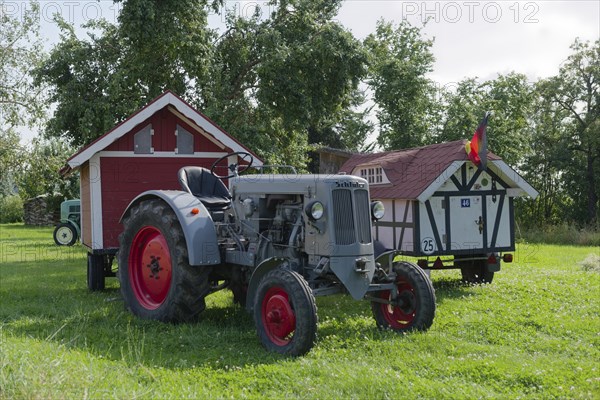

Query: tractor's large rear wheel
left=371, top=261, right=436, bottom=332
left=118, top=199, right=211, bottom=322
left=254, top=268, right=317, bottom=356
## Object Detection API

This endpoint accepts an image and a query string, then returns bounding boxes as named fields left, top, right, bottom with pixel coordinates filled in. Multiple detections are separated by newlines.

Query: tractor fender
left=120, top=190, right=220, bottom=266
left=64, top=219, right=81, bottom=238
left=374, top=249, right=431, bottom=279
left=244, top=257, right=289, bottom=312
left=375, top=248, right=403, bottom=273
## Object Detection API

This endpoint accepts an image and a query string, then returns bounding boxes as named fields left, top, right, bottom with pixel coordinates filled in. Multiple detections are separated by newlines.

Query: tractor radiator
left=332, top=188, right=371, bottom=245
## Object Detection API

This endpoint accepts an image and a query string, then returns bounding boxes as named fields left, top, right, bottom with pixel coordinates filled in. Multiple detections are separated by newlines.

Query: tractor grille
left=332, top=188, right=372, bottom=245
left=332, top=189, right=356, bottom=245
left=354, top=189, right=372, bottom=244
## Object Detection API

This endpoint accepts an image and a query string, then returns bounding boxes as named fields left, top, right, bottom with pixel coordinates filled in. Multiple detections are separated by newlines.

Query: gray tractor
left=118, top=152, right=435, bottom=355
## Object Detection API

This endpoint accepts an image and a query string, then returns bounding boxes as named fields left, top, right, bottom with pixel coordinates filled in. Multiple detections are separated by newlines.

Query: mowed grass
left=1, top=224, right=599, bottom=399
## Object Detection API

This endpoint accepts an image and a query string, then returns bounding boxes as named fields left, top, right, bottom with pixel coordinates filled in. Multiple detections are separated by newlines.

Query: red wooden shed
left=64, top=91, right=262, bottom=285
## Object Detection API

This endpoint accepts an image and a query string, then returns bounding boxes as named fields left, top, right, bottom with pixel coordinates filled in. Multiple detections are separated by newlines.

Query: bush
left=0, top=195, right=24, bottom=223
left=518, top=222, right=600, bottom=246
left=578, top=254, right=600, bottom=272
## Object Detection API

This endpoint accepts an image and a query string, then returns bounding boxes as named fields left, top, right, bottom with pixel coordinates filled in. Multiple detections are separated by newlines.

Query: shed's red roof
left=339, top=140, right=501, bottom=200
left=65, top=90, right=262, bottom=169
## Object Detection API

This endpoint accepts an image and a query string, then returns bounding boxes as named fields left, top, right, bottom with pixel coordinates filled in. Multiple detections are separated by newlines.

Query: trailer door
left=449, top=196, right=483, bottom=251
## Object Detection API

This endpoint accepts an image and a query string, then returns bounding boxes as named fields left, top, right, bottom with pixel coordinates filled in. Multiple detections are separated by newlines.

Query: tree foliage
left=0, top=1, right=46, bottom=133
left=365, top=20, right=435, bottom=150
left=435, top=73, right=534, bottom=166
left=517, top=87, right=572, bottom=225
left=37, top=0, right=219, bottom=147
left=0, top=1, right=45, bottom=198
left=17, top=138, right=79, bottom=201
left=534, top=39, right=599, bottom=223
left=30, top=0, right=600, bottom=225
left=203, top=0, right=370, bottom=167
left=0, top=130, right=22, bottom=196
left=36, top=0, right=372, bottom=168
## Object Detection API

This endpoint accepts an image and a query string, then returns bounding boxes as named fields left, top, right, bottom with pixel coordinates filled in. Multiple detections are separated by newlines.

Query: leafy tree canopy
left=1, top=1, right=45, bottom=197
left=365, top=20, right=436, bottom=150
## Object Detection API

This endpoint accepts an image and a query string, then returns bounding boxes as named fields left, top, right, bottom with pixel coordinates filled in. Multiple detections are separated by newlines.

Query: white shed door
left=449, top=196, right=483, bottom=250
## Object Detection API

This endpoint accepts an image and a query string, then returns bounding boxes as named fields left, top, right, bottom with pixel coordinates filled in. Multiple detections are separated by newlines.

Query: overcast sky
left=337, top=0, right=599, bottom=84
left=6, top=0, right=599, bottom=143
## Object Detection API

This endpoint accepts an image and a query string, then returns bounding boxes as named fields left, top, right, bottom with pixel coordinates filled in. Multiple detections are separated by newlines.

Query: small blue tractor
left=53, top=199, right=81, bottom=246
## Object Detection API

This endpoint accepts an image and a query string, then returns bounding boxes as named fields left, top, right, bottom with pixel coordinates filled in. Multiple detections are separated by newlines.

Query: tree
left=518, top=86, right=572, bottom=225
left=203, top=0, right=369, bottom=167
left=537, top=39, right=599, bottom=223
left=0, top=1, right=45, bottom=197
left=17, top=137, right=79, bottom=201
left=364, top=20, right=436, bottom=150
left=0, top=1, right=46, bottom=133
left=435, top=78, right=484, bottom=144
left=37, top=0, right=370, bottom=169
left=0, top=130, right=22, bottom=196
left=435, top=73, right=533, bottom=166
left=37, top=0, right=219, bottom=147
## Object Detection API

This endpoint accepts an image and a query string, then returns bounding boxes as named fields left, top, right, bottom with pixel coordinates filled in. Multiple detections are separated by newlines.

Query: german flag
left=465, top=112, right=491, bottom=170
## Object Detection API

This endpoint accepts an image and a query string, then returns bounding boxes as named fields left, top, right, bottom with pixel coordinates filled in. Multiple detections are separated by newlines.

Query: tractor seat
left=177, top=167, right=232, bottom=211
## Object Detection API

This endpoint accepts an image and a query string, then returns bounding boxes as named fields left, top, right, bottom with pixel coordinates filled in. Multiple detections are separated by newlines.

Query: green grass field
left=1, top=224, right=599, bottom=399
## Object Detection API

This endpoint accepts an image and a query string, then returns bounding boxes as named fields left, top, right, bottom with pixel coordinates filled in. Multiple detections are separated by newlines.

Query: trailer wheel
left=459, top=259, right=494, bottom=284
left=53, top=223, right=77, bottom=246
left=118, top=199, right=211, bottom=322
left=371, top=261, right=436, bottom=332
left=254, top=268, right=317, bottom=356
left=87, top=253, right=105, bottom=291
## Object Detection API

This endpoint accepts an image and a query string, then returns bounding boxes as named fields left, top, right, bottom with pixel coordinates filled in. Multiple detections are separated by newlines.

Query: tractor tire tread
left=118, top=199, right=211, bottom=323
left=372, top=261, right=436, bottom=332
left=254, top=268, right=318, bottom=356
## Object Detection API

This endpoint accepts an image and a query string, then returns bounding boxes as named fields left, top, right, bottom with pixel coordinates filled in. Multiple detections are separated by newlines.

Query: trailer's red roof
left=339, top=140, right=501, bottom=200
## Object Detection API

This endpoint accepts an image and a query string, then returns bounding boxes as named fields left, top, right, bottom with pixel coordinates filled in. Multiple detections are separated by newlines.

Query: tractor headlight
left=305, top=201, right=324, bottom=221
left=371, top=201, right=385, bottom=220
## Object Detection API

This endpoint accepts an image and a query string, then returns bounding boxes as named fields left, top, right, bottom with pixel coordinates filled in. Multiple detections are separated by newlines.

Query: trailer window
left=176, top=125, right=194, bottom=154
left=134, top=124, right=153, bottom=154
left=359, top=167, right=384, bottom=184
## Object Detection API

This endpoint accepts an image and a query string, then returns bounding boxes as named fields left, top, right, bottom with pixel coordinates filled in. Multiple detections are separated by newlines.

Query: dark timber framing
left=399, top=163, right=516, bottom=257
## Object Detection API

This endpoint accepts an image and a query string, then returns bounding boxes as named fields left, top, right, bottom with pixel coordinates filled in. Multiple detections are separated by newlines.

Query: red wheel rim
left=129, top=226, right=173, bottom=310
left=261, top=286, right=296, bottom=346
left=378, top=280, right=417, bottom=329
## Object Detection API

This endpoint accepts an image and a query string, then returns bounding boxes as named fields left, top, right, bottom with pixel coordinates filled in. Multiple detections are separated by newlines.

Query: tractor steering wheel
left=210, top=151, right=254, bottom=179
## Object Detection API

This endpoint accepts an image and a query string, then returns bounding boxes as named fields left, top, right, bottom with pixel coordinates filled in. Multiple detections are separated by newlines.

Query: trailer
left=340, top=140, right=539, bottom=283
left=61, top=91, right=262, bottom=290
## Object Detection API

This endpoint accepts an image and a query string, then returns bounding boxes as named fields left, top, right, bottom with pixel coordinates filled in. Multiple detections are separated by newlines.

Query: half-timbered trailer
left=340, top=140, right=538, bottom=283
left=62, top=91, right=262, bottom=289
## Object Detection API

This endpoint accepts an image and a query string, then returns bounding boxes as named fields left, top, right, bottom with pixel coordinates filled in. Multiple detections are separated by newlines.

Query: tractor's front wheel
left=118, top=199, right=211, bottom=322
left=371, top=261, right=436, bottom=332
left=53, top=223, right=77, bottom=246
left=254, top=268, right=317, bottom=356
